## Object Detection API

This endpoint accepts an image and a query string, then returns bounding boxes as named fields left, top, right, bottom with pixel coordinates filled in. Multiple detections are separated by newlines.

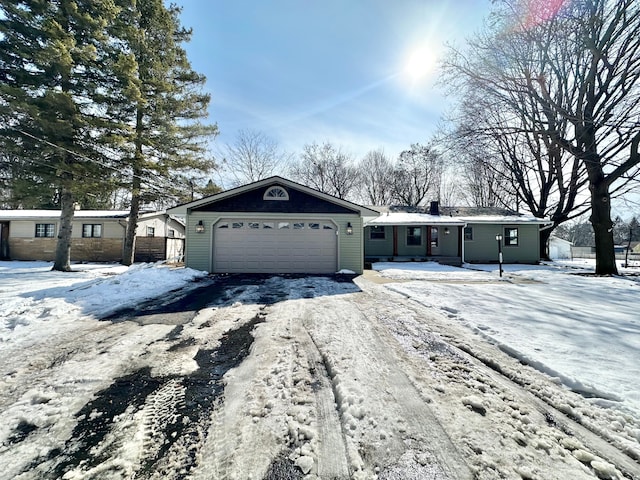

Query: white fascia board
left=459, top=216, right=551, bottom=225
left=167, top=176, right=380, bottom=217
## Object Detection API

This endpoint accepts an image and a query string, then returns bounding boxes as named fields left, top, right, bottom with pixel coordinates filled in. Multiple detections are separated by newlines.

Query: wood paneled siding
left=9, top=237, right=123, bottom=261
left=464, top=223, right=540, bottom=263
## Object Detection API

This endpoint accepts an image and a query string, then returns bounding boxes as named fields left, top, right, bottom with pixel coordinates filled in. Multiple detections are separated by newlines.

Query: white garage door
left=213, top=219, right=338, bottom=273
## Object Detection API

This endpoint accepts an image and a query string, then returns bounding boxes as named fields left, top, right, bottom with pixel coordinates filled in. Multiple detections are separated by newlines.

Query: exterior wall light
left=346, top=222, right=353, bottom=235
left=195, top=220, right=205, bottom=233
left=444, top=227, right=450, bottom=235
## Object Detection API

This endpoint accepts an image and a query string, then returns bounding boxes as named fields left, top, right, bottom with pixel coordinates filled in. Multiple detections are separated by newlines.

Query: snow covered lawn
left=1, top=260, right=639, bottom=479
left=373, top=260, right=640, bottom=419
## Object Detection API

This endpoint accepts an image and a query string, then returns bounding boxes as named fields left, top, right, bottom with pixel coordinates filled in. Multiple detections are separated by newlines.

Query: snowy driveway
left=1, top=262, right=639, bottom=479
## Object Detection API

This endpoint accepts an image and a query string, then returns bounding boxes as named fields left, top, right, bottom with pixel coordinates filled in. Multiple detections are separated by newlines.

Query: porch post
left=393, top=226, right=398, bottom=256
left=426, top=226, right=432, bottom=256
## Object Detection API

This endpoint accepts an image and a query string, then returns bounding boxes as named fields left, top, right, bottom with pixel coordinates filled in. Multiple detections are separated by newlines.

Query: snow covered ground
left=1, top=260, right=639, bottom=479
left=373, top=260, right=640, bottom=419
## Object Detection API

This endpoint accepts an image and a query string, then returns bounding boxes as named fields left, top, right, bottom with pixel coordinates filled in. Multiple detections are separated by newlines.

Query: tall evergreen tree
left=0, top=0, right=120, bottom=271
left=110, top=0, right=217, bottom=265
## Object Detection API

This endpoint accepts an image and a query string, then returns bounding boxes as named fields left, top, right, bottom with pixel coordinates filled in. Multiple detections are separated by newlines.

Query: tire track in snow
left=356, top=277, right=640, bottom=479
left=301, top=325, right=351, bottom=478
left=303, top=294, right=473, bottom=479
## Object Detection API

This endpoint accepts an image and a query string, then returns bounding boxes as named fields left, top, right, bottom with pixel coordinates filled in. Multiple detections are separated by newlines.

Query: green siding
left=364, top=225, right=460, bottom=257
left=440, top=226, right=460, bottom=257
left=337, top=215, right=363, bottom=273
left=464, top=223, right=540, bottom=263
left=184, top=212, right=364, bottom=274
left=364, top=226, right=393, bottom=256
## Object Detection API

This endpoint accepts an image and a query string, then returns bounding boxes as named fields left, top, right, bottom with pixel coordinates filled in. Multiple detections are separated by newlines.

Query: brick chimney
left=429, top=201, right=440, bottom=215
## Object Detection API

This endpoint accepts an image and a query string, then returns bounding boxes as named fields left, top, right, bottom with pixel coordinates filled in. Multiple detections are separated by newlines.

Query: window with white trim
left=35, top=223, right=55, bottom=238
left=146, top=226, right=155, bottom=237
left=406, top=226, right=422, bottom=246
left=464, top=226, right=473, bottom=241
left=263, top=186, right=289, bottom=200
left=505, top=227, right=519, bottom=246
left=370, top=226, right=385, bottom=240
left=82, top=224, right=102, bottom=238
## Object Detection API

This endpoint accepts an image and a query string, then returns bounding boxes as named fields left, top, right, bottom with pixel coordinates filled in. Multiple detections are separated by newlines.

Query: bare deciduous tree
left=222, top=130, right=291, bottom=186
left=356, top=149, right=394, bottom=205
left=443, top=0, right=640, bottom=272
left=391, top=143, right=443, bottom=207
left=289, top=142, right=360, bottom=200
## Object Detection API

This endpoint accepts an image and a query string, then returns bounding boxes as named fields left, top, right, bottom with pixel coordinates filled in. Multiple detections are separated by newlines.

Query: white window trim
left=263, top=186, right=289, bottom=201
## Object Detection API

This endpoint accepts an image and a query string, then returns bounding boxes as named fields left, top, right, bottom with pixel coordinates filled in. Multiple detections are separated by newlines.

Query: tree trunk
left=122, top=107, right=144, bottom=266
left=52, top=188, right=75, bottom=272
left=589, top=179, right=618, bottom=275
left=539, top=227, right=552, bottom=261
left=122, top=189, right=140, bottom=266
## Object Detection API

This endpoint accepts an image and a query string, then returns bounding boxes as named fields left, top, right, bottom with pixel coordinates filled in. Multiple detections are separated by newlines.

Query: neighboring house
left=548, top=236, right=573, bottom=260
left=0, top=210, right=184, bottom=263
left=167, top=176, right=379, bottom=274
left=135, top=212, right=186, bottom=263
left=364, top=205, right=550, bottom=265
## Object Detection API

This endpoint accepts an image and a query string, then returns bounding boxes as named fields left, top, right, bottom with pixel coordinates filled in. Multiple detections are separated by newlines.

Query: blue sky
left=175, top=0, right=491, bottom=160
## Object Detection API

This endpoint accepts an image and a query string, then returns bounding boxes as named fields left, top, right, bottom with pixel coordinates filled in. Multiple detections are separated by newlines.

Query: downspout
left=462, top=223, right=467, bottom=264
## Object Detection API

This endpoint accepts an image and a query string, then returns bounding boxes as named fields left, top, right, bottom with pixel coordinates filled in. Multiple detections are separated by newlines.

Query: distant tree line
left=556, top=217, right=640, bottom=247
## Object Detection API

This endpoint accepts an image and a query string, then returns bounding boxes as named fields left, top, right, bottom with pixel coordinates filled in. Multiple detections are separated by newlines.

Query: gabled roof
left=167, top=176, right=380, bottom=216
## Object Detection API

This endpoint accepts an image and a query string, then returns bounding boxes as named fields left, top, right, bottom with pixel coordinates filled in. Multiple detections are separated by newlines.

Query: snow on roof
left=365, top=205, right=550, bottom=226
left=549, top=236, right=573, bottom=245
left=0, top=209, right=168, bottom=220
left=458, top=215, right=550, bottom=225
left=0, top=209, right=131, bottom=219
left=366, top=212, right=465, bottom=226
left=365, top=211, right=548, bottom=226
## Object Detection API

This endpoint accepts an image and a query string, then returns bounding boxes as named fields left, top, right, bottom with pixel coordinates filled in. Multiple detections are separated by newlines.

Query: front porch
left=365, top=255, right=463, bottom=268
left=364, top=220, right=465, bottom=269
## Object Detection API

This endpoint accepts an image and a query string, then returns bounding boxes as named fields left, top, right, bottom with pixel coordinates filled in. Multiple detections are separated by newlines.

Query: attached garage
left=168, top=176, right=379, bottom=274
left=213, top=218, right=337, bottom=273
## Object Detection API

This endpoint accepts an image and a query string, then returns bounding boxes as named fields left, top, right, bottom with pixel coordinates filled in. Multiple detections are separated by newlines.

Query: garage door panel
left=213, top=219, right=337, bottom=273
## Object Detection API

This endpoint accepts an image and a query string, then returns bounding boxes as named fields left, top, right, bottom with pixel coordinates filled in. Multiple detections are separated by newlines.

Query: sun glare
left=403, top=44, right=438, bottom=84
